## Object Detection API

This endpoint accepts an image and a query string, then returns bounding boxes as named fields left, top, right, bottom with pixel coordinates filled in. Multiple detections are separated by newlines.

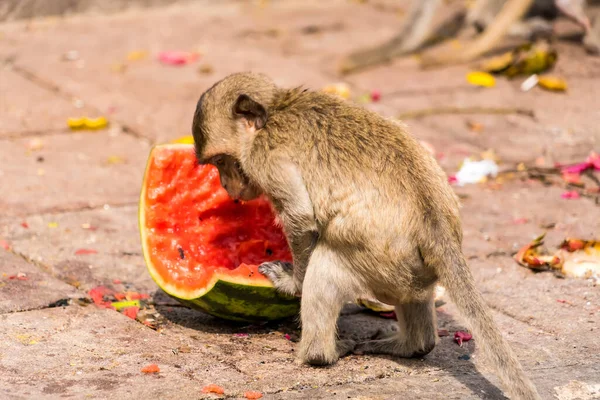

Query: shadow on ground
left=156, top=288, right=507, bottom=399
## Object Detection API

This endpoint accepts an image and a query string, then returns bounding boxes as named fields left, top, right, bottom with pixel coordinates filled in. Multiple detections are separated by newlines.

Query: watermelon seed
left=266, top=248, right=273, bottom=256
left=178, top=248, right=185, bottom=259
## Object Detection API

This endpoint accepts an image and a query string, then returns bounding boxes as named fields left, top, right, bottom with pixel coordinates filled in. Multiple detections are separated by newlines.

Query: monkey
left=192, top=72, right=541, bottom=400
left=338, top=0, right=600, bottom=74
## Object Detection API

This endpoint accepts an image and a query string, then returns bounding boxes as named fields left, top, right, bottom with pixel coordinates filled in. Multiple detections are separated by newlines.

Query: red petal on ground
left=88, top=286, right=114, bottom=306
left=75, top=248, right=98, bottom=255
left=141, top=364, right=160, bottom=374
left=202, top=384, right=225, bottom=394
left=454, top=331, right=472, bottom=346
left=122, top=306, right=140, bottom=320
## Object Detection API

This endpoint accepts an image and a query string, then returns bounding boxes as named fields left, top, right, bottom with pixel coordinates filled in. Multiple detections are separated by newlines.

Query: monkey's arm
left=258, top=159, right=318, bottom=296
left=420, top=0, right=534, bottom=67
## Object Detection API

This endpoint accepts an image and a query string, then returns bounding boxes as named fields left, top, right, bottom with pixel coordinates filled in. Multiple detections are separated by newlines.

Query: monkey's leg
left=554, top=0, right=599, bottom=54
left=298, top=245, right=356, bottom=365
left=338, top=0, right=443, bottom=75
left=421, top=0, right=535, bottom=67
left=354, top=291, right=437, bottom=358
left=584, top=14, right=600, bottom=54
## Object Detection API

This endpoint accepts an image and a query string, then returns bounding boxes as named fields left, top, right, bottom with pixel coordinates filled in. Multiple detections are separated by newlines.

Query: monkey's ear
left=233, top=94, right=268, bottom=130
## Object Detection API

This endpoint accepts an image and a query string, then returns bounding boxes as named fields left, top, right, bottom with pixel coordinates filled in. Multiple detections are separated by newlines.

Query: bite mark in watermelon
left=139, top=144, right=299, bottom=321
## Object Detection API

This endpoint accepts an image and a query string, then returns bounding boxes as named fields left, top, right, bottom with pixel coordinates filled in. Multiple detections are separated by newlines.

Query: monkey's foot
left=583, top=19, right=600, bottom=55
left=258, top=261, right=300, bottom=296
left=354, top=330, right=435, bottom=358
left=300, top=339, right=356, bottom=366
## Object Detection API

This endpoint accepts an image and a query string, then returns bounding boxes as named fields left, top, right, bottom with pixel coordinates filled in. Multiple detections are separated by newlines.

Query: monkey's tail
left=432, top=241, right=541, bottom=400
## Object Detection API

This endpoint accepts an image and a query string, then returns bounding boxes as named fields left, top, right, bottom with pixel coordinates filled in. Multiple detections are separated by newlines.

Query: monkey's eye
left=213, top=156, right=224, bottom=166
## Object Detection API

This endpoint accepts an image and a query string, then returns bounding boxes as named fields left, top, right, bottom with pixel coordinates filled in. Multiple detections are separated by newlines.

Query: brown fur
left=192, top=72, right=541, bottom=400
left=339, top=0, right=599, bottom=74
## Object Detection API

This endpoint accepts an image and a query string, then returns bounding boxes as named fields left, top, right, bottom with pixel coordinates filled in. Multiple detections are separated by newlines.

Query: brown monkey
left=192, top=72, right=541, bottom=400
left=339, top=0, right=599, bottom=74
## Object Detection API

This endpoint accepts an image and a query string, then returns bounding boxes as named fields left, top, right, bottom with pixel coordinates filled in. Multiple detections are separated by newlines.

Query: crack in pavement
left=6, top=61, right=152, bottom=145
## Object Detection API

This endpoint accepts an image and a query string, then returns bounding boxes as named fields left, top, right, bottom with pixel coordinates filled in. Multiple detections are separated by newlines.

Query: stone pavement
left=1, top=0, right=599, bottom=399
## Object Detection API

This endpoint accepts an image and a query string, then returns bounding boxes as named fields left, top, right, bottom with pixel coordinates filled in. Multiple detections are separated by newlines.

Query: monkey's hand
left=258, top=261, right=301, bottom=297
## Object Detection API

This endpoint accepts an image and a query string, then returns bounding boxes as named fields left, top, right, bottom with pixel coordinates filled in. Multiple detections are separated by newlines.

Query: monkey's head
left=192, top=72, right=276, bottom=201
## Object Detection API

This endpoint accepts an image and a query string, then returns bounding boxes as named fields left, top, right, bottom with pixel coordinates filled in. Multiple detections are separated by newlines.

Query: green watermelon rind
left=139, top=143, right=300, bottom=322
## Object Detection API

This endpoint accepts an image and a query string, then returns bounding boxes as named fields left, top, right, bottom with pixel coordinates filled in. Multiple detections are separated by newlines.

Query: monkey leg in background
left=420, top=0, right=535, bottom=67
left=338, top=0, right=445, bottom=75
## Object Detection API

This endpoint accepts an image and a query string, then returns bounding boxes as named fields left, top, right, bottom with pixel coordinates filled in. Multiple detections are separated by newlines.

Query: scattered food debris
left=454, top=158, right=499, bottom=186
left=538, top=76, right=567, bottom=92
left=122, top=306, right=140, bottom=320
left=234, top=333, right=249, bottom=338
left=27, top=138, right=44, bottom=151
left=0, top=240, right=10, bottom=250
left=515, top=234, right=600, bottom=281
left=21, top=221, right=29, bottom=228
left=106, top=155, right=126, bottom=165
left=198, top=64, right=214, bottom=74
left=322, top=83, right=351, bottom=100
left=438, top=329, right=450, bottom=337
left=75, top=248, right=98, bottom=255
left=127, top=50, right=148, bottom=61
left=284, top=334, right=292, bottom=341
left=48, top=222, right=59, bottom=228
left=67, top=116, right=109, bottom=130
left=513, top=218, right=529, bottom=225
left=202, top=384, right=225, bottom=394
left=466, top=120, right=484, bottom=133
left=8, top=272, right=28, bottom=281
left=158, top=51, right=200, bottom=66
left=520, top=74, right=539, bottom=92
left=466, top=71, right=496, bottom=88
left=141, top=364, right=160, bottom=374
left=245, top=391, right=263, bottom=399
left=111, top=300, right=141, bottom=311
left=454, top=331, right=472, bottom=347
left=480, top=41, right=557, bottom=77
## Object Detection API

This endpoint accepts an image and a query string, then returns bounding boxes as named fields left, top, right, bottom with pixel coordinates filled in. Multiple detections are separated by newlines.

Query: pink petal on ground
left=158, top=51, right=199, bottom=65
left=370, top=90, right=381, bottom=102
left=561, top=191, right=580, bottom=199
left=561, top=162, right=591, bottom=174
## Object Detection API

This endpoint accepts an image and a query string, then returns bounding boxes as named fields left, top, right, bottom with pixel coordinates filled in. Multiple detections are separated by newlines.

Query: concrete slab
left=0, top=248, right=79, bottom=313
left=0, top=131, right=150, bottom=217
left=0, top=66, right=97, bottom=137
left=0, top=206, right=153, bottom=292
left=0, top=305, right=248, bottom=399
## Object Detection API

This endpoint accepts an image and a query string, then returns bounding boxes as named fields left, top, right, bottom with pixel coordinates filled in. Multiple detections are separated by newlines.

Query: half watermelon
left=139, top=143, right=300, bottom=321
